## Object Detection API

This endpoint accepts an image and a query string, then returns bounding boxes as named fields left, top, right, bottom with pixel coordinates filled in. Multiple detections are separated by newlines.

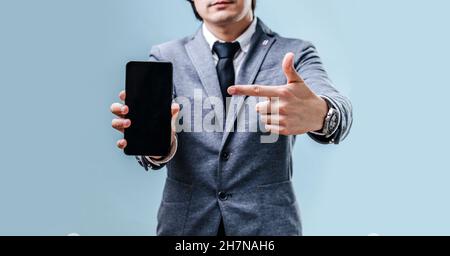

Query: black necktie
left=212, top=41, right=241, bottom=109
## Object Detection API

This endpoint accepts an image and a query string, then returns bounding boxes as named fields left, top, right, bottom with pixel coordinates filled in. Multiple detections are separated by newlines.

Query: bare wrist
left=315, top=97, right=329, bottom=132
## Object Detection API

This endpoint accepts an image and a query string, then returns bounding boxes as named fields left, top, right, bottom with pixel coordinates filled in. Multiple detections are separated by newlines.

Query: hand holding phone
left=110, top=61, right=179, bottom=157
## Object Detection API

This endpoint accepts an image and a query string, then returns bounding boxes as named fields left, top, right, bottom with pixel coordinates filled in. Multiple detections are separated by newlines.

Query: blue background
left=0, top=0, right=448, bottom=235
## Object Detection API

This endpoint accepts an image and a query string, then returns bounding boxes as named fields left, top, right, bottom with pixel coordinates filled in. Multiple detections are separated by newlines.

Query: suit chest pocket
left=254, top=67, right=286, bottom=85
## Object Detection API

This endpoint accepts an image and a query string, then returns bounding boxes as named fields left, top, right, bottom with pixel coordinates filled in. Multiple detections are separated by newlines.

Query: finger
left=228, top=84, right=283, bottom=97
left=264, top=124, right=288, bottom=135
left=256, top=100, right=271, bottom=114
left=117, top=139, right=127, bottom=149
left=119, top=90, right=126, bottom=101
left=256, top=99, right=284, bottom=115
left=112, top=118, right=131, bottom=132
left=260, top=114, right=285, bottom=125
left=110, top=103, right=128, bottom=116
left=282, top=52, right=304, bottom=84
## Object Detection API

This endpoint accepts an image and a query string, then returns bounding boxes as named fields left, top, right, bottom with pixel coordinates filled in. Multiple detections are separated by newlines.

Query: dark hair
left=187, top=0, right=256, bottom=21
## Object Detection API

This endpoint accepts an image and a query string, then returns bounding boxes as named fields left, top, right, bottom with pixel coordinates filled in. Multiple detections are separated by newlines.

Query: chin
left=207, top=12, right=240, bottom=25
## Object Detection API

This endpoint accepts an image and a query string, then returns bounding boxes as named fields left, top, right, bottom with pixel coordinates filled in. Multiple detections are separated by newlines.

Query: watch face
left=329, top=111, right=338, bottom=132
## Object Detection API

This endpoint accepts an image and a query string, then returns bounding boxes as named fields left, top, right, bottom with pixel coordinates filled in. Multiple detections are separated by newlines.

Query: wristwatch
left=310, top=97, right=340, bottom=138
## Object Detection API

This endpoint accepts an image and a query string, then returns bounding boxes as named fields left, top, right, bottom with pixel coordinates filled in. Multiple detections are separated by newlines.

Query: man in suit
left=110, top=0, right=352, bottom=236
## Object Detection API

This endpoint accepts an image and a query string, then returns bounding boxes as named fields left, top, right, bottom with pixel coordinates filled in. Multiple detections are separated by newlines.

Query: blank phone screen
left=124, top=61, right=173, bottom=156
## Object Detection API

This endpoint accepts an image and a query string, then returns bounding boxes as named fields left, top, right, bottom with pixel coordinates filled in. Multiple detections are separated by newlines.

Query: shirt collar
left=202, top=17, right=258, bottom=54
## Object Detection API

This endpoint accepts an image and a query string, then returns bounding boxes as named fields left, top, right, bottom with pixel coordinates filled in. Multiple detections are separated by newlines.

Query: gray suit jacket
left=136, top=18, right=352, bottom=236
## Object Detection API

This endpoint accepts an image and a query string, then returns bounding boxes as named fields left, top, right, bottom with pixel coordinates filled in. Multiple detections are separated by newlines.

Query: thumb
left=282, top=52, right=303, bottom=84
left=171, top=103, right=180, bottom=133
left=171, top=102, right=180, bottom=117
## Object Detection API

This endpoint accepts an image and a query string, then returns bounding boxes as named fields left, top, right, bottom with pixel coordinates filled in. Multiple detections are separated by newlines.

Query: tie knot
left=212, top=41, right=241, bottom=59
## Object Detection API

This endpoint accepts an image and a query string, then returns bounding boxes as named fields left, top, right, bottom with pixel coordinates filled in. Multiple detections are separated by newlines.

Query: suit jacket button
left=221, top=152, right=230, bottom=161
left=218, top=191, right=228, bottom=201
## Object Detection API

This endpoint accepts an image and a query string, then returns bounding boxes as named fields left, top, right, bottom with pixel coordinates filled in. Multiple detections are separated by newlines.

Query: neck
left=204, top=13, right=254, bottom=42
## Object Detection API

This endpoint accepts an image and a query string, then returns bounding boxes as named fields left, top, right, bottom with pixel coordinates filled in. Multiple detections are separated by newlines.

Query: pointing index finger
left=228, top=84, right=282, bottom=97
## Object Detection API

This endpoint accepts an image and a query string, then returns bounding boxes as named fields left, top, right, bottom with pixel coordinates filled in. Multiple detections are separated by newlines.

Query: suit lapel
left=220, top=19, right=277, bottom=148
left=185, top=28, right=224, bottom=122
left=184, top=20, right=277, bottom=148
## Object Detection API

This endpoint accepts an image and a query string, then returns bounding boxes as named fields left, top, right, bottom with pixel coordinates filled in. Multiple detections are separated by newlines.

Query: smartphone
left=124, top=61, right=173, bottom=156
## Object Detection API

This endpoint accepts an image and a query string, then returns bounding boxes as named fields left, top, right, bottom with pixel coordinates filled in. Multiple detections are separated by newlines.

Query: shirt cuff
left=144, top=134, right=178, bottom=166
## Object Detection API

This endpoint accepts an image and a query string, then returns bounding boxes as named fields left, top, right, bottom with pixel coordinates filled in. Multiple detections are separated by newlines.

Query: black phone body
left=124, top=61, right=173, bottom=156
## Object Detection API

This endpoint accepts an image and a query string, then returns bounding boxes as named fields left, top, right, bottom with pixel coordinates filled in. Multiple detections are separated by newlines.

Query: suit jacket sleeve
left=296, top=42, right=353, bottom=144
